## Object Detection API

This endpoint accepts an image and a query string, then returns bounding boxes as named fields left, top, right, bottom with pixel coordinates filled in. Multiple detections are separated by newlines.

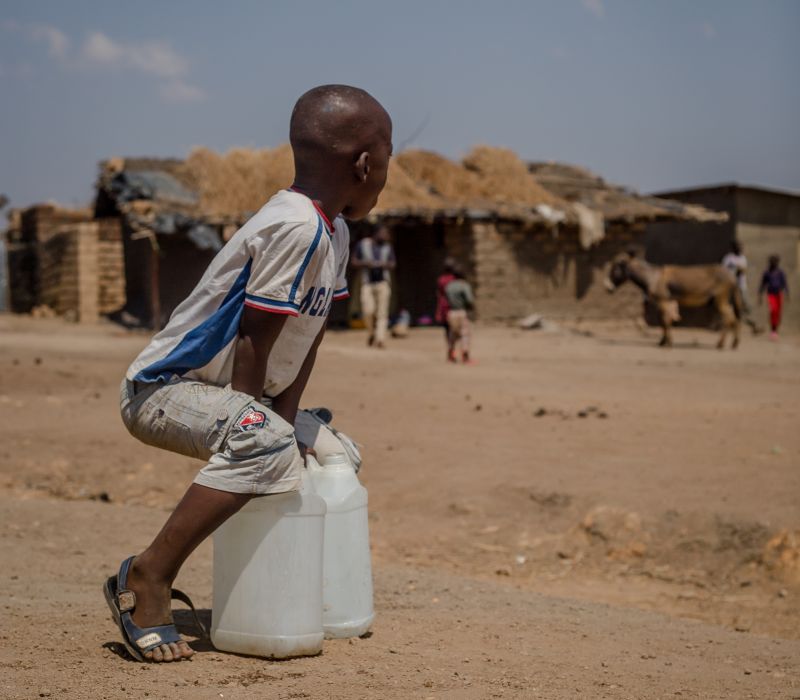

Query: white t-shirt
left=354, top=237, right=395, bottom=285
left=722, top=252, right=748, bottom=293
left=126, top=189, right=350, bottom=397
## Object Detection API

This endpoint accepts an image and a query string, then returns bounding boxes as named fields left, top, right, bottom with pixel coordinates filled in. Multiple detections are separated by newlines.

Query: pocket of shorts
left=145, top=402, right=199, bottom=459
left=203, top=390, right=253, bottom=455
left=218, top=397, right=298, bottom=457
left=124, top=386, right=202, bottom=460
left=223, top=423, right=298, bottom=466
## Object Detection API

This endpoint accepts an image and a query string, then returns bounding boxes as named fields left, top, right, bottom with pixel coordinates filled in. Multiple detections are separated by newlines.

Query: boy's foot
left=770, top=331, right=779, bottom=341
left=125, top=557, right=195, bottom=662
left=367, top=334, right=375, bottom=346
left=376, top=341, right=385, bottom=349
left=447, top=351, right=457, bottom=363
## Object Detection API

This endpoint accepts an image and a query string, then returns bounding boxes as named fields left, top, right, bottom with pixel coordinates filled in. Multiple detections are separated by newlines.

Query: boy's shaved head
left=290, top=84, right=393, bottom=220
left=290, top=84, right=391, bottom=164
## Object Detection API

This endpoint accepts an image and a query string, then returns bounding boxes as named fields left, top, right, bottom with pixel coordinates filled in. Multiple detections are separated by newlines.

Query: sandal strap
left=117, top=588, right=136, bottom=613
left=124, top=621, right=182, bottom=654
left=114, top=556, right=207, bottom=643
left=171, top=587, right=208, bottom=639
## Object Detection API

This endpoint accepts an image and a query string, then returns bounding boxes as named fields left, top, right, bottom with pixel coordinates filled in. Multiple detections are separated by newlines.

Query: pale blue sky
left=1, top=0, right=798, bottom=209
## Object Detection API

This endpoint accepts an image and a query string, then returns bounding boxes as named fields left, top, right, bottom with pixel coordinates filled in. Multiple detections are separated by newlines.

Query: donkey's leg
left=720, top=300, right=740, bottom=349
left=717, top=298, right=734, bottom=349
left=658, top=303, right=673, bottom=347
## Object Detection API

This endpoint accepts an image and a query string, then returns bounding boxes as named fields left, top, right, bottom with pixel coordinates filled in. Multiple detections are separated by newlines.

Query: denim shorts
left=120, top=378, right=304, bottom=495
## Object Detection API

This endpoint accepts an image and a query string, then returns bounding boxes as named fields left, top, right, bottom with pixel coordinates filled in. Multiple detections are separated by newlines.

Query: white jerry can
left=307, top=453, right=375, bottom=639
left=211, top=469, right=326, bottom=658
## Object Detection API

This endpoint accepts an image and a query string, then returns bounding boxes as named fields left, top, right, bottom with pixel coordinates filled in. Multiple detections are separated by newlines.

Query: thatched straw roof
left=99, top=145, right=575, bottom=226
left=374, top=159, right=443, bottom=212
left=528, top=161, right=727, bottom=223
left=185, top=145, right=294, bottom=218
left=95, top=146, right=725, bottom=236
left=462, top=147, right=565, bottom=208
left=377, top=146, right=570, bottom=218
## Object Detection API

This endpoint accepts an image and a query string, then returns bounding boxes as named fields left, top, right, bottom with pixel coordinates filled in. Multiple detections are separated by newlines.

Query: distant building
left=3, top=204, right=126, bottom=322
left=1, top=148, right=726, bottom=328
left=647, top=184, right=800, bottom=330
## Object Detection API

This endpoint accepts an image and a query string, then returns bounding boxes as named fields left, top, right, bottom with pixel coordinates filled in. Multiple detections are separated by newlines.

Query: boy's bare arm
left=231, top=305, right=325, bottom=429
left=271, top=324, right=326, bottom=425
left=230, top=306, right=288, bottom=399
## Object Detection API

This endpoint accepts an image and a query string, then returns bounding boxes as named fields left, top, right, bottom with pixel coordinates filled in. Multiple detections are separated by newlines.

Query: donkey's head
left=605, top=249, right=638, bottom=292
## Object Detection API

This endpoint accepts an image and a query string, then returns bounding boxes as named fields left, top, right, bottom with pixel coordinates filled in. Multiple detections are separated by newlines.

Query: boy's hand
left=297, top=442, right=316, bottom=465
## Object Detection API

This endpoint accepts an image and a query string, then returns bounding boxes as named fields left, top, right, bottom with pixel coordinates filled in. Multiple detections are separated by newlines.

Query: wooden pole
left=149, top=237, right=161, bottom=330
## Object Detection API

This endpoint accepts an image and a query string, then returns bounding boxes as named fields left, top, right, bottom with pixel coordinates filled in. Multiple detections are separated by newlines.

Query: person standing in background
left=722, top=240, right=760, bottom=334
left=435, top=257, right=457, bottom=358
left=722, top=240, right=748, bottom=306
left=759, top=255, right=789, bottom=340
left=445, top=265, right=476, bottom=364
left=353, top=225, right=395, bottom=348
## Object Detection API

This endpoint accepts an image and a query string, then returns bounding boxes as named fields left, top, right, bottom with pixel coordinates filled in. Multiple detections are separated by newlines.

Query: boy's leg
left=767, top=293, right=780, bottom=332
left=360, top=283, right=376, bottom=344
left=127, top=485, right=251, bottom=661
left=374, top=281, right=391, bottom=346
left=118, top=379, right=303, bottom=662
left=461, top=316, right=472, bottom=362
left=445, top=310, right=458, bottom=361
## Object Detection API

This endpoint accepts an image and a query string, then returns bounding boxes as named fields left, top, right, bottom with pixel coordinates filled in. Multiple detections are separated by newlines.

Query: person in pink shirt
left=435, top=258, right=457, bottom=360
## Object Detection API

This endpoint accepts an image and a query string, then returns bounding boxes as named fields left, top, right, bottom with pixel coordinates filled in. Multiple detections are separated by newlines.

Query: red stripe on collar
left=288, top=187, right=334, bottom=235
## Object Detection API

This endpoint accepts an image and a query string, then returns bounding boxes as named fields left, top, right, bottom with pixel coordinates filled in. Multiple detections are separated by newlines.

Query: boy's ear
left=355, top=151, right=370, bottom=183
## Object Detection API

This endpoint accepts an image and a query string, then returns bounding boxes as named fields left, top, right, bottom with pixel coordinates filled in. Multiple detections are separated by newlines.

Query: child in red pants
left=759, top=255, right=789, bottom=339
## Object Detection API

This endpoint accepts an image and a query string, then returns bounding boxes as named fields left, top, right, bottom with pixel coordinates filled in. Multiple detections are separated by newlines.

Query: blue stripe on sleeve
left=288, top=217, right=323, bottom=304
left=134, top=259, right=252, bottom=383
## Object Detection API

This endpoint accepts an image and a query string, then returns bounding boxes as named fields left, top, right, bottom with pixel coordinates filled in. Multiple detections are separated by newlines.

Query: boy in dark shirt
left=759, top=254, right=789, bottom=339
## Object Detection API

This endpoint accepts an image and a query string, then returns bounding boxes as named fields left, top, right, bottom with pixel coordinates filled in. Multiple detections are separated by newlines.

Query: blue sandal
left=103, top=556, right=206, bottom=662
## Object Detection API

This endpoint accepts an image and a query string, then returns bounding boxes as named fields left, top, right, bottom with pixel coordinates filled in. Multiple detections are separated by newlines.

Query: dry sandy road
left=0, top=315, right=798, bottom=698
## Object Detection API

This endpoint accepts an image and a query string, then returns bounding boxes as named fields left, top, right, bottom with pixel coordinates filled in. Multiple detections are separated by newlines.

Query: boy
left=105, top=85, right=392, bottom=663
left=722, top=240, right=748, bottom=307
left=759, top=254, right=790, bottom=339
left=444, top=265, right=475, bottom=364
left=723, top=240, right=761, bottom=334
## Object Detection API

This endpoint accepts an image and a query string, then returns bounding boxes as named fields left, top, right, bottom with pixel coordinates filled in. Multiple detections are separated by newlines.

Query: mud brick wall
left=6, top=205, right=91, bottom=312
left=38, top=222, right=126, bottom=322
left=443, top=220, right=475, bottom=275
left=96, top=219, right=126, bottom=314
left=20, top=204, right=91, bottom=245
left=39, top=224, right=97, bottom=321
left=469, top=221, right=644, bottom=321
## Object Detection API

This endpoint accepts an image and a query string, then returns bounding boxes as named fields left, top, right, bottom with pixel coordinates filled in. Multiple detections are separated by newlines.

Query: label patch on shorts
left=236, top=406, right=267, bottom=432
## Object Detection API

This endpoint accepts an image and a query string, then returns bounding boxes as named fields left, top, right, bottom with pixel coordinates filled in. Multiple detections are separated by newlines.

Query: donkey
left=605, top=251, right=742, bottom=349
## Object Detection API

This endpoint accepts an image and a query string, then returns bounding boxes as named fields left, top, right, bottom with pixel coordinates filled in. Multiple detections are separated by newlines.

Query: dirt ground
left=0, top=314, right=798, bottom=699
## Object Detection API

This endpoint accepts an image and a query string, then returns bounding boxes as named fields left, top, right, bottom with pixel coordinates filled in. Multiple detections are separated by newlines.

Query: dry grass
left=395, top=147, right=568, bottom=210
left=394, top=150, right=488, bottom=206
left=374, top=159, right=443, bottom=213
left=462, top=145, right=565, bottom=207
left=184, top=145, right=294, bottom=217
left=181, top=143, right=567, bottom=217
